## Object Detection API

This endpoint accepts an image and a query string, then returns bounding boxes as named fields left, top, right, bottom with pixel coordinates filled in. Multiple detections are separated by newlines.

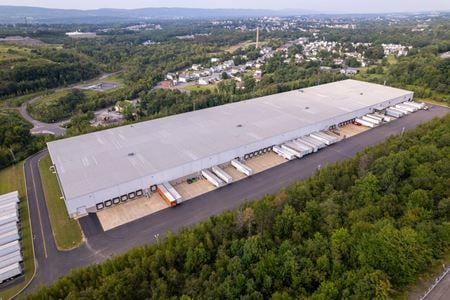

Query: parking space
left=173, top=178, right=216, bottom=201
left=337, top=123, right=371, bottom=138
left=245, top=151, right=287, bottom=173
left=223, top=165, right=247, bottom=181
left=96, top=194, right=168, bottom=231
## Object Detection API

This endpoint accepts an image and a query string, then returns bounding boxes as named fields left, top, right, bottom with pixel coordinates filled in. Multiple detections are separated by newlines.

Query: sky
left=0, top=0, right=449, bottom=13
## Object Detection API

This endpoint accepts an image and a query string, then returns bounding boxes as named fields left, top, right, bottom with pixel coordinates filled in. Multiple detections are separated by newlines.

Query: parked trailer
left=272, top=145, right=296, bottom=160
left=395, top=104, right=414, bottom=113
left=231, top=159, right=253, bottom=176
left=403, top=101, right=425, bottom=109
left=362, top=115, right=381, bottom=125
left=400, top=102, right=421, bottom=111
left=157, top=184, right=177, bottom=207
left=373, top=113, right=392, bottom=122
left=312, top=132, right=338, bottom=144
left=0, top=222, right=18, bottom=236
left=0, top=241, right=20, bottom=258
left=201, top=170, right=225, bottom=188
left=211, top=166, right=233, bottom=184
left=0, top=262, right=22, bottom=283
left=0, top=207, right=17, bottom=218
left=301, top=136, right=326, bottom=149
left=319, top=131, right=339, bottom=143
left=309, top=133, right=333, bottom=145
left=0, top=228, right=19, bottom=246
left=0, top=250, right=22, bottom=270
left=0, top=194, right=19, bottom=207
left=398, top=103, right=418, bottom=112
left=286, top=141, right=312, bottom=155
left=367, top=114, right=384, bottom=122
left=291, top=140, right=313, bottom=154
left=354, top=118, right=377, bottom=128
left=393, top=105, right=410, bottom=114
left=389, top=107, right=407, bottom=114
left=281, top=144, right=304, bottom=158
left=385, top=108, right=404, bottom=118
left=162, top=182, right=183, bottom=205
left=0, top=202, right=18, bottom=213
left=0, top=213, right=18, bottom=227
left=296, top=138, right=318, bottom=152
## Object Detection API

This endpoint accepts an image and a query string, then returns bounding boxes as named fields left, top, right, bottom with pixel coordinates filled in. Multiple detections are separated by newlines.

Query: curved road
left=16, top=72, right=121, bottom=136
left=22, top=105, right=449, bottom=295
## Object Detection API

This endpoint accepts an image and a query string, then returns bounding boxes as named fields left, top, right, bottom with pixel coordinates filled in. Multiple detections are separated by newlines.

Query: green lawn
left=184, top=84, right=218, bottom=92
left=0, top=162, right=35, bottom=300
left=38, top=155, right=82, bottom=250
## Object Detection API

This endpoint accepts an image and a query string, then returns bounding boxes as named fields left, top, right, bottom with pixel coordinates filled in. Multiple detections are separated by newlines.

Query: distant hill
left=0, top=6, right=315, bottom=24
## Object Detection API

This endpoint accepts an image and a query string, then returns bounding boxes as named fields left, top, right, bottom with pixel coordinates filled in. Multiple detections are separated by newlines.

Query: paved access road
left=22, top=105, right=449, bottom=295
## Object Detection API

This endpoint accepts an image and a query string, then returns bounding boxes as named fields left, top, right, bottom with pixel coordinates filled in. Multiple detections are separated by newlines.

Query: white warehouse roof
left=48, top=80, right=412, bottom=203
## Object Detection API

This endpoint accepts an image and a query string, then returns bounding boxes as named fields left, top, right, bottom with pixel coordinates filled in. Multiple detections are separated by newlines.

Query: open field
left=183, top=84, right=218, bottom=92
left=0, top=162, right=35, bottom=300
left=38, top=155, right=82, bottom=250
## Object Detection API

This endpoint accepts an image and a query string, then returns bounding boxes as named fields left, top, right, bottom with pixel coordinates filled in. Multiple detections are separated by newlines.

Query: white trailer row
left=211, top=166, right=233, bottom=184
left=273, top=145, right=296, bottom=160
left=385, top=101, right=425, bottom=119
left=201, top=170, right=225, bottom=188
left=231, top=159, right=253, bottom=176
left=0, top=191, right=22, bottom=284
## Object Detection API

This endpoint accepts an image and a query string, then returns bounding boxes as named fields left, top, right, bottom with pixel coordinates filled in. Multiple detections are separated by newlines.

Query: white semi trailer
left=0, top=241, right=20, bottom=258
left=296, top=138, right=318, bottom=152
left=231, top=159, right=253, bottom=176
left=393, top=105, right=411, bottom=114
left=201, top=170, right=225, bottom=188
left=0, top=250, right=22, bottom=269
left=286, top=141, right=312, bottom=155
left=403, top=101, right=424, bottom=109
left=0, top=228, right=20, bottom=246
left=0, top=262, right=22, bottom=283
left=272, top=145, right=296, bottom=160
left=354, top=118, right=376, bottom=128
left=312, top=131, right=338, bottom=144
left=0, top=222, right=18, bottom=236
left=385, top=108, right=404, bottom=118
left=362, top=115, right=381, bottom=125
left=211, top=166, right=233, bottom=184
left=395, top=104, right=415, bottom=113
left=281, top=144, right=305, bottom=158
left=0, top=213, right=18, bottom=227
left=162, top=182, right=183, bottom=205
left=366, top=114, right=384, bottom=122
left=301, top=136, right=326, bottom=149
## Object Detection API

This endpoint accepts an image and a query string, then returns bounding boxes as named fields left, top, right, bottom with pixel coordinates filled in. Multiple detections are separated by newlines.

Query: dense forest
left=28, top=115, right=450, bottom=299
left=0, top=110, right=44, bottom=169
left=0, top=47, right=100, bottom=98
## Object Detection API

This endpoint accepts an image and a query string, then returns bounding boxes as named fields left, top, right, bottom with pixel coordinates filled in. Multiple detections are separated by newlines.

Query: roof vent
left=360, top=92, right=364, bottom=95
left=128, top=152, right=135, bottom=156
left=236, top=124, right=243, bottom=128
left=305, top=106, right=309, bottom=110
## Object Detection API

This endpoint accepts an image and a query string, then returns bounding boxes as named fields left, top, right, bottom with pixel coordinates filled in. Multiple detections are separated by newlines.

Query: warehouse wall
left=65, top=92, right=413, bottom=217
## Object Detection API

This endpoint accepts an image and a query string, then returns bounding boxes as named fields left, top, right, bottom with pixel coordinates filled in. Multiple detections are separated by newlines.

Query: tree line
left=28, top=114, right=450, bottom=299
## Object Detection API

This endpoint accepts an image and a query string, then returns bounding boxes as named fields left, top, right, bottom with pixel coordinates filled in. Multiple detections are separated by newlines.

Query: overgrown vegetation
left=0, top=45, right=100, bottom=98
left=0, top=110, right=44, bottom=169
left=28, top=115, right=450, bottom=299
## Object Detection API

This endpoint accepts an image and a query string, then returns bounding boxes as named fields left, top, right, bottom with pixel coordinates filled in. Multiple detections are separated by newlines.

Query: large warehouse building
left=47, top=79, right=413, bottom=217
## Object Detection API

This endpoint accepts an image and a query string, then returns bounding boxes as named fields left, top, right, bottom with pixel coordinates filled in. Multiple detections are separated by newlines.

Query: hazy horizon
left=0, top=0, right=449, bottom=13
